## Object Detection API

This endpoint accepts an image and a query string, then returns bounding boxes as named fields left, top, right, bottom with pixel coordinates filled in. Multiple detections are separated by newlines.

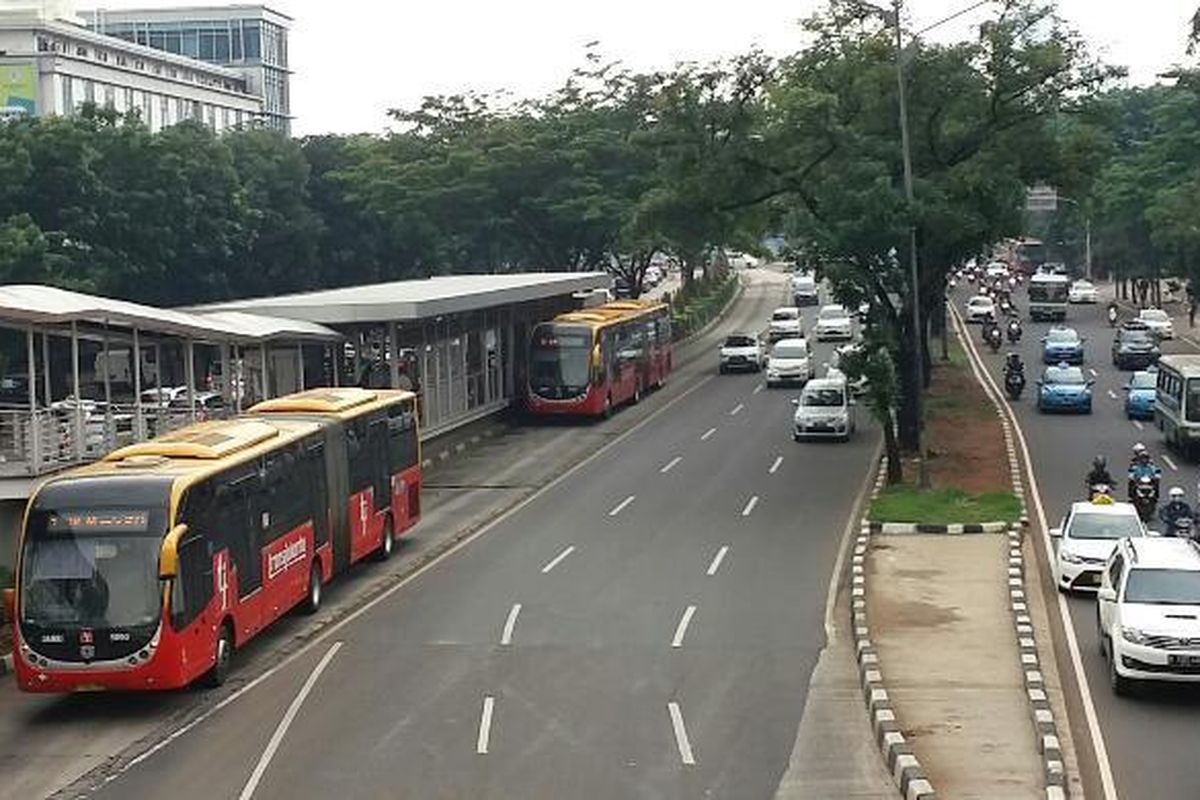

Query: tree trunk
left=884, top=412, right=903, bottom=484
left=895, top=333, right=920, bottom=453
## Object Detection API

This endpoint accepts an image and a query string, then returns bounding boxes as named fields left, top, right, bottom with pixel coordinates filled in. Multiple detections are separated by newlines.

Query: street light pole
left=892, top=0, right=929, bottom=488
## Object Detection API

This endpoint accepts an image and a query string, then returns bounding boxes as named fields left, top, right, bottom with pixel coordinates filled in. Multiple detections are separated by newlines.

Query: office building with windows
left=0, top=2, right=263, bottom=131
left=85, top=5, right=291, bottom=133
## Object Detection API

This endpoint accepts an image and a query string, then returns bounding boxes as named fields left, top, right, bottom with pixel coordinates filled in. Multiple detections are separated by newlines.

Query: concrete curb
left=949, top=302, right=1069, bottom=799
left=853, top=458, right=937, bottom=800
left=869, top=520, right=1012, bottom=535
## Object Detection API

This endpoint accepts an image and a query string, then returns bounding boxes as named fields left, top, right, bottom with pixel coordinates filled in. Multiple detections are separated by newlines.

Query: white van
left=792, top=377, right=856, bottom=441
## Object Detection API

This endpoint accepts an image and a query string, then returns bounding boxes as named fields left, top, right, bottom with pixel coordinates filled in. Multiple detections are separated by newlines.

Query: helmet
left=1170, top=486, right=1185, bottom=501
left=1092, top=455, right=1106, bottom=470
left=1132, top=443, right=1147, bottom=457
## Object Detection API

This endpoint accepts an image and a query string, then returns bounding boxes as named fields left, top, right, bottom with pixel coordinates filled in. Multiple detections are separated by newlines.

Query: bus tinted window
left=1188, top=379, right=1200, bottom=423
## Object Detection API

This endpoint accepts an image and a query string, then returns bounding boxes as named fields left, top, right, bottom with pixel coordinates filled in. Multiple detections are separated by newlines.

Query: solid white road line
left=950, top=304, right=1120, bottom=800
left=706, top=545, right=729, bottom=576
left=701, top=427, right=717, bottom=441
left=609, top=495, right=636, bottom=517
left=730, top=403, right=745, bottom=416
left=660, top=456, right=683, bottom=474
left=769, top=456, right=783, bottom=474
left=667, top=702, right=696, bottom=765
left=476, top=696, right=495, bottom=755
left=541, top=545, right=576, bottom=574
left=741, top=495, right=759, bottom=517
left=500, top=603, right=522, bottom=646
left=1133, top=420, right=1144, bottom=431
left=1107, top=390, right=1118, bottom=400
left=671, top=605, right=697, bottom=648
left=1163, top=454, right=1179, bottom=472
left=753, top=384, right=764, bottom=394
left=238, top=642, right=343, bottom=800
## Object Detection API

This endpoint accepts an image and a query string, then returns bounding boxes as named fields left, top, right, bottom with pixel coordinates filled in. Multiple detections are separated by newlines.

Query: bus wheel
left=204, top=622, right=234, bottom=688
left=301, top=562, right=322, bottom=614
left=375, top=517, right=395, bottom=561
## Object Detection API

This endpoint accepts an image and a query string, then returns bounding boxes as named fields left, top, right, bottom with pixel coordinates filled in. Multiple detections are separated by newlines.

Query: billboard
left=0, top=63, right=37, bottom=119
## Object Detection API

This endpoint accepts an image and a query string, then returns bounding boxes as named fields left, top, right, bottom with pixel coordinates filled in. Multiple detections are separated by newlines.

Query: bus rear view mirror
left=158, top=523, right=188, bottom=580
left=2, top=587, right=13, bottom=624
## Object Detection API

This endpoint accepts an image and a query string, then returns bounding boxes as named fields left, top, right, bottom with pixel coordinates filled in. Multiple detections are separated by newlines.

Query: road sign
left=1025, top=185, right=1059, bottom=212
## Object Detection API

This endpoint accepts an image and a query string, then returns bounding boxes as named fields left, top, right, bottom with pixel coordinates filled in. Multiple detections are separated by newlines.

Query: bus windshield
left=530, top=324, right=593, bottom=395
left=21, top=504, right=167, bottom=630
left=1029, top=281, right=1068, bottom=303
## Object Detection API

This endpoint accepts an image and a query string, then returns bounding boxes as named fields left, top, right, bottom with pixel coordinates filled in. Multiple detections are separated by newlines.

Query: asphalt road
left=960, top=282, right=1200, bottom=800
left=3, top=270, right=882, bottom=800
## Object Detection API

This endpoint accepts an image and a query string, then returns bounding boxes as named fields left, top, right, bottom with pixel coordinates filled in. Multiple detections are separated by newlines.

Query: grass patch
left=869, top=485, right=1022, bottom=525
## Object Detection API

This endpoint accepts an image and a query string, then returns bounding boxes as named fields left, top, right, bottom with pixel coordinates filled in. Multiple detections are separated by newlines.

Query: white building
left=0, top=0, right=263, bottom=132
left=84, top=4, right=291, bottom=133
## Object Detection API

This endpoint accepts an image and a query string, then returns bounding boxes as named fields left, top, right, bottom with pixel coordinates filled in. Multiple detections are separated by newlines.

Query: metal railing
left=0, top=404, right=230, bottom=477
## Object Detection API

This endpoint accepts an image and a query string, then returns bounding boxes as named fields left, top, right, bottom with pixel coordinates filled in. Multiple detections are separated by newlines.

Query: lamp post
left=1057, top=195, right=1092, bottom=280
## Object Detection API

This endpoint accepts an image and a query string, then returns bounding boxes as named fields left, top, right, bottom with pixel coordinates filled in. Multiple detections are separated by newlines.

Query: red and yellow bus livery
left=526, top=300, right=672, bottom=417
left=6, top=388, right=419, bottom=692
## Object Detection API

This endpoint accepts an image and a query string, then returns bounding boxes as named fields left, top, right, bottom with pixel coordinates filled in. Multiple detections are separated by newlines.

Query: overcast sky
left=80, top=1, right=1199, bottom=135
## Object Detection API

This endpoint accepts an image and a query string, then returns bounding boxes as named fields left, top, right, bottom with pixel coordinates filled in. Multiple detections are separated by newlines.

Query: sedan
left=965, top=295, right=996, bottom=324
left=1041, top=327, right=1085, bottom=365
left=1037, top=364, right=1093, bottom=413
left=1051, top=500, right=1145, bottom=592
left=1139, top=308, right=1175, bottom=340
left=1123, top=370, right=1157, bottom=420
left=1068, top=280, right=1098, bottom=304
left=1111, top=327, right=1160, bottom=370
left=814, top=304, right=854, bottom=341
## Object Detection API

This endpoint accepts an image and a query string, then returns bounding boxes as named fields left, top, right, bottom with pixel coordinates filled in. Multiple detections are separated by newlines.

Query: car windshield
left=819, top=307, right=848, bottom=320
left=772, top=342, right=807, bottom=359
left=969, top=297, right=992, bottom=306
left=724, top=335, right=757, bottom=348
left=1046, top=329, right=1078, bottom=343
left=802, top=387, right=845, bottom=407
left=1067, top=512, right=1143, bottom=540
left=21, top=505, right=167, bottom=629
left=1121, top=331, right=1153, bottom=345
left=772, top=309, right=799, bottom=321
left=1141, top=310, right=1168, bottom=322
left=1130, top=373, right=1157, bottom=390
left=1073, top=281, right=1093, bottom=289
left=1045, top=367, right=1085, bottom=384
left=1123, top=569, right=1200, bottom=605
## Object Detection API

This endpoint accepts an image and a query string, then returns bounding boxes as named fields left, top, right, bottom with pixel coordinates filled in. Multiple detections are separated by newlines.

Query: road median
left=853, top=318, right=1073, bottom=798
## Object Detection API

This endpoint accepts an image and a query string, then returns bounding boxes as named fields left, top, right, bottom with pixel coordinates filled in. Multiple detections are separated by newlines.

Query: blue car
left=1037, top=363, right=1093, bottom=413
left=1042, top=326, right=1085, bottom=365
left=1123, top=369, right=1157, bottom=420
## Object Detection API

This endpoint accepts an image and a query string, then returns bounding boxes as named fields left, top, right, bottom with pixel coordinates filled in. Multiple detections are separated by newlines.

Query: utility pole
left=892, top=0, right=929, bottom=488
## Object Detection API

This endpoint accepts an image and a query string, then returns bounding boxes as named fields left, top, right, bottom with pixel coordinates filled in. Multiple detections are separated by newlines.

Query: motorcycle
left=1006, top=318, right=1022, bottom=343
left=1131, top=475, right=1159, bottom=522
left=1127, top=464, right=1162, bottom=504
left=985, top=324, right=1003, bottom=353
left=1169, top=516, right=1195, bottom=539
left=1004, top=368, right=1025, bottom=400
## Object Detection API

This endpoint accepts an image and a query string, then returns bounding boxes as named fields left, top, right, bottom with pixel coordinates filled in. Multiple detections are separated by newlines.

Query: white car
left=1068, top=280, right=1098, bottom=304
left=768, top=307, right=803, bottom=342
left=792, top=377, right=856, bottom=441
left=964, top=295, right=996, bottom=324
left=986, top=262, right=1010, bottom=281
left=718, top=332, right=764, bottom=374
left=791, top=272, right=819, bottom=306
left=1098, top=537, right=1200, bottom=694
left=814, top=304, right=854, bottom=341
left=766, top=338, right=812, bottom=387
left=1138, top=308, right=1175, bottom=340
left=1052, top=500, right=1146, bottom=592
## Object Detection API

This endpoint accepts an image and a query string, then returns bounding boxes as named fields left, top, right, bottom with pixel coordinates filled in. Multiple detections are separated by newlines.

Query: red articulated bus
left=6, top=388, right=419, bottom=692
left=526, top=300, right=672, bottom=417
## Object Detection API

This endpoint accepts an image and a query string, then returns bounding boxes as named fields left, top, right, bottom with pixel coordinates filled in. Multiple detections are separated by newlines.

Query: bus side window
left=366, top=415, right=390, bottom=502
left=262, top=446, right=310, bottom=541
left=216, top=468, right=261, bottom=596
left=307, top=440, right=329, bottom=547
left=387, top=401, right=418, bottom=473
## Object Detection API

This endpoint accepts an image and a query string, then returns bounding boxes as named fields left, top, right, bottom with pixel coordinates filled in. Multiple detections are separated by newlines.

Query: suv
left=792, top=377, right=856, bottom=441
left=1052, top=499, right=1146, bottom=592
left=1098, top=537, right=1200, bottom=694
left=718, top=333, right=764, bottom=374
left=1112, top=326, right=1160, bottom=370
left=791, top=272, right=819, bottom=306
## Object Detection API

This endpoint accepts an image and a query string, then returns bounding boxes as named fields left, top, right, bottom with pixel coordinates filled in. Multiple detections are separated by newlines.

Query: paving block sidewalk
left=868, top=534, right=1043, bottom=799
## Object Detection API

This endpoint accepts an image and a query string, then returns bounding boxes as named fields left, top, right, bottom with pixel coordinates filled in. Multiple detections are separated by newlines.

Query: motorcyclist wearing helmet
left=1005, top=353, right=1024, bottom=375
left=1128, top=443, right=1160, bottom=497
left=1086, top=455, right=1113, bottom=495
left=1159, top=487, right=1194, bottom=535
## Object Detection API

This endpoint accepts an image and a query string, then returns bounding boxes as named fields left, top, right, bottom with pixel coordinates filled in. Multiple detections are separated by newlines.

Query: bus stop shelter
left=191, top=272, right=611, bottom=435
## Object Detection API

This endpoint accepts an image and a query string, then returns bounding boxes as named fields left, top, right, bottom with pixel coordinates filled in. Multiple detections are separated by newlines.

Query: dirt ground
left=922, top=344, right=1011, bottom=495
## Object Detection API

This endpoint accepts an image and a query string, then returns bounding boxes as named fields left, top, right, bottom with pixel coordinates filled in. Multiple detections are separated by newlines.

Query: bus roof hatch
left=250, top=388, right=378, bottom=414
left=105, top=419, right=280, bottom=461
